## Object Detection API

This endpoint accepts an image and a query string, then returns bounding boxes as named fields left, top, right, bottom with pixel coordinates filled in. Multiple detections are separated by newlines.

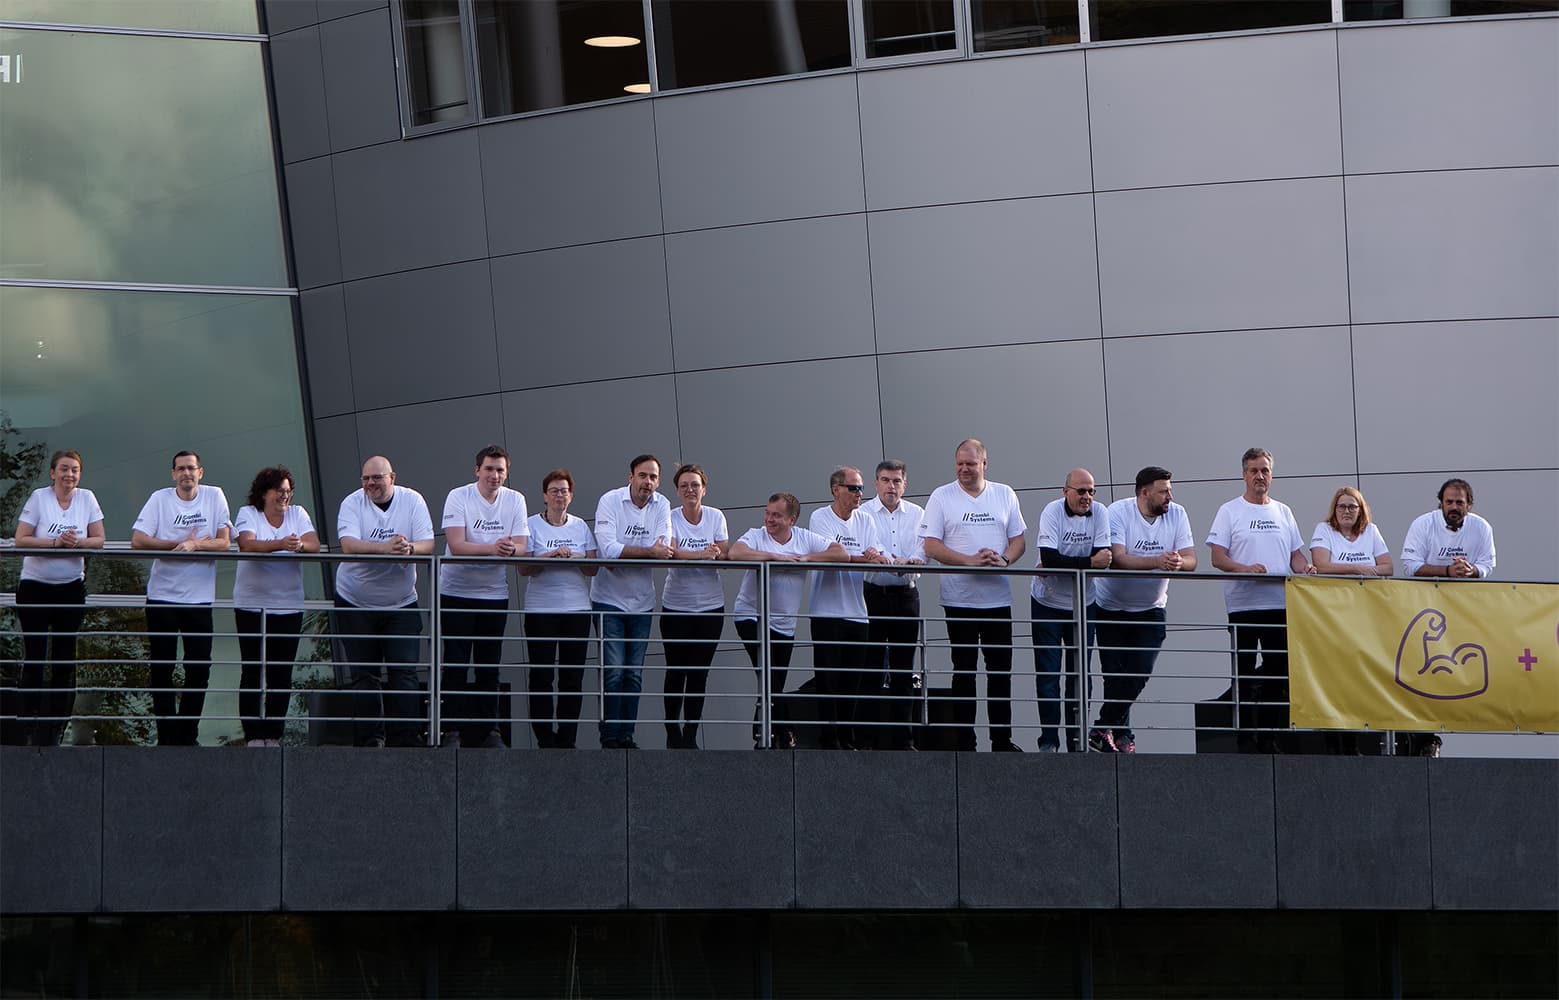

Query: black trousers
left=735, top=618, right=794, bottom=745
left=1228, top=608, right=1289, bottom=749
left=1093, top=605, right=1167, bottom=735
left=441, top=595, right=509, bottom=738
left=16, top=578, right=87, bottom=745
left=865, top=583, right=921, bottom=749
left=235, top=609, right=302, bottom=742
left=943, top=605, right=1014, bottom=747
left=811, top=616, right=871, bottom=747
left=146, top=600, right=214, bottom=746
left=526, top=611, right=591, bottom=747
left=661, top=608, right=723, bottom=739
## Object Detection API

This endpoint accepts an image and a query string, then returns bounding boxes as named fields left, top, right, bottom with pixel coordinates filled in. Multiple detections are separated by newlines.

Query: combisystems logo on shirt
left=1248, top=518, right=1280, bottom=531
left=173, top=513, right=207, bottom=528
left=961, top=512, right=997, bottom=524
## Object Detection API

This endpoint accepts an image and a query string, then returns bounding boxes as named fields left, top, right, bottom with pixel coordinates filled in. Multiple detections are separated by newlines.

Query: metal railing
left=2, top=547, right=1554, bottom=755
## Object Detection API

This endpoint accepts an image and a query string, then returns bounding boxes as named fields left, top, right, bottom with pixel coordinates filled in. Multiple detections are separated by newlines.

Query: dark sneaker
left=618, top=737, right=640, bottom=750
left=600, top=738, right=622, bottom=749
left=1418, top=740, right=1441, bottom=758
left=440, top=731, right=461, bottom=749
left=1036, top=742, right=1060, bottom=753
left=992, top=739, right=1023, bottom=752
left=479, top=730, right=507, bottom=749
left=1117, top=731, right=1137, bottom=754
left=1087, top=728, right=1119, bottom=753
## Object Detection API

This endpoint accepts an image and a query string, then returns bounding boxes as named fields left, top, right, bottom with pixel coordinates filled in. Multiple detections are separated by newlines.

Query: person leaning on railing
left=661, top=463, right=730, bottom=751
left=520, top=468, right=597, bottom=750
left=233, top=465, right=320, bottom=748
left=11, top=449, right=105, bottom=747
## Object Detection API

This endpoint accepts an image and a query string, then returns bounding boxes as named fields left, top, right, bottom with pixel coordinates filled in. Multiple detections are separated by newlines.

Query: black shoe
left=534, top=731, right=555, bottom=749
left=992, top=739, right=1023, bottom=753
left=601, top=738, right=622, bottom=749
left=618, top=737, right=640, bottom=750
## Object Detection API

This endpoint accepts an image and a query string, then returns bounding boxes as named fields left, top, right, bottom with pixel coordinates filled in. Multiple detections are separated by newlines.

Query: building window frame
left=389, top=0, right=482, bottom=136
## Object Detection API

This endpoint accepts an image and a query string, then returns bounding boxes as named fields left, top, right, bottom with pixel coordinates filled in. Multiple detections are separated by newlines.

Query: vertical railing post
left=428, top=554, right=441, bottom=747
left=1074, top=567, right=1088, bottom=753
left=758, top=562, right=772, bottom=750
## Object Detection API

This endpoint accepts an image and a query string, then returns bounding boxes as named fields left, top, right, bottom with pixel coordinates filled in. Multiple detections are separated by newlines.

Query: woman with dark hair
left=520, top=469, right=597, bottom=749
left=13, top=449, right=105, bottom=746
left=233, top=466, right=319, bottom=747
left=660, top=463, right=729, bottom=749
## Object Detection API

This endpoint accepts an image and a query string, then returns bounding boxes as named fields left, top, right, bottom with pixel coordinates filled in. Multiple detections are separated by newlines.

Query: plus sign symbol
left=1518, top=648, right=1537, bottom=672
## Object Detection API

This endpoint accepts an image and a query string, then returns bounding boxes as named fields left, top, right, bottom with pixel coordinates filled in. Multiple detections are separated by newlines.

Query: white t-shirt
left=1310, top=522, right=1390, bottom=570
left=662, top=506, right=730, bottom=612
left=589, top=486, right=673, bottom=613
left=233, top=504, right=316, bottom=613
left=1400, top=510, right=1496, bottom=578
left=806, top=505, right=879, bottom=623
left=334, top=487, right=435, bottom=609
left=439, top=483, right=530, bottom=600
left=18, top=487, right=105, bottom=585
left=522, top=513, right=597, bottom=612
left=860, top=497, right=924, bottom=588
left=133, top=486, right=232, bottom=603
left=1031, top=497, right=1112, bottom=610
left=732, top=526, right=835, bottom=637
left=918, top=480, right=1027, bottom=608
left=1205, top=496, right=1305, bottom=612
left=1095, top=499, right=1195, bottom=613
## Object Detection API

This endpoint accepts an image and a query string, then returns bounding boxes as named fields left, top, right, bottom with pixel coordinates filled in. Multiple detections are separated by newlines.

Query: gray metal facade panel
left=352, top=393, right=508, bottom=505
left=343, top=260, right=499, bottom=411
left=332, top=130, right=488, bottom=281
left=957, top=752, right=1120, bottom=908
left=1086, top=30, right=1342, bottom=191
left=867, top=195, right=1101, bottom=354
left=478, top=103, right=664, bottom=256
left=1274, top=757, right=1432, bottom=910
left=318, top=8, right=401, bottom=152
left=1339, top=19, right=1559, bottom=174
left=1101, top=326, right=1357, bottom=486
left=283, top=157, right=343, bottom=288
left=627, top=751, right=796, bottom=909
left=1344, top=167, right=1559, bottom=325
left=458, top=752, right=629, bottom=910
left=663, top=215, right=876, bottom=371
left=299, top=285, right=356, bottom=418
left=310, top=413, right=363, bottom=536
left=490, top=238, right=674, bottom=392
left=1429, top=758, right=1559, bottom=910
left=0, top=748, right=102, bottom=914
left=264, top=0, right=319, bottom=34
left=268, top=26, right=332, bottom=163
left=857, top=52, right=1092, bottom=210
left=653, top=74, right=866, bottom=232
left=282, top=748, right=458, bottom=911
left=101, top=748, right=282, bottom=912
left=1351, top=319, right=1559, bottom=475
left=319, top=0, right=387, bottom=19
left=794, top=751, right=959, bottom=909
left=1095, top=177, right=1351, bottom=338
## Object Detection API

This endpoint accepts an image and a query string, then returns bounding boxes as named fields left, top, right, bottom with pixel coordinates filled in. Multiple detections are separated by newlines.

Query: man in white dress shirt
left=860, top=460, right=926, bottom=751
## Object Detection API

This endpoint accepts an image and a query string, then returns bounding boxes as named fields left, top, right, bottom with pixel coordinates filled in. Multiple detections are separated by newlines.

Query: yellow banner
left=1288, top=577, right=1559, bottom=733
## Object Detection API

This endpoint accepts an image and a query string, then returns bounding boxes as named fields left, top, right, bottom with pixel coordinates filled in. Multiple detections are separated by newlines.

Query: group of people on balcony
left=8, top=442, right=1495, bottom=755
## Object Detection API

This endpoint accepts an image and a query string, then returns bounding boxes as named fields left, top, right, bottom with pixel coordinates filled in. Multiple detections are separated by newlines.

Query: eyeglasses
left=174, top=465, right=200, bottom=473
left=1335, top=503, right=1360, bottom=511
left=275, top=488, right=294, bottom=497
left=545, top=487, right=571, bottom=496
left=361, top=474, right=389, bottom=483
left=1067, top=486, right=1096, bottom=495
left=838, top=483, right=864, bottom=493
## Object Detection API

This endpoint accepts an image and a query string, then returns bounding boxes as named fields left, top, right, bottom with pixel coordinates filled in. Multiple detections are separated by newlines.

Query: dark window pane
left=1346, top=0, right=1558, bottom=18
left=403, top=0, right=473, bottom=126
left=477, top=0, right=649, bottom=116
left=863, top=0, right=956, bottom=58
left=1091, top=0, right=1332, bottom=41
left=973, top=0, right=1083, bottom=51
left=650, top=1, right=849, bottom=90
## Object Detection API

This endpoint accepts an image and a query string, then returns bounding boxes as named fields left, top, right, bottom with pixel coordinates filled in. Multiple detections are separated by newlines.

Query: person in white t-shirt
left=918, top=439, right=1028, bottom=752
left=1397, top=477, right=1496, bottom=758
left=1092, top=466, right=1198, bottom=754
left=12, top=449, right=105, bottom=746
left=438, top=445, right=529, bottom=749
left=591, top=454, right=675, bottom=750
left=807, top=466, right=889, bottom=750
left=859, top=460, right=926, bottom=751
left=131, top=450, right=233, bottom=746
left=333, top=455, right=435, bottom=748
left=730, top=493, right=847, bottom=749
left=521, top=468, right=598, bottom=749
left=661, top=463, right=730, bottom=750
left=1030, top=468, right=1112, bottom=753
left=1206, top=448, right=1315, bottom=754
left=1308, top=485, right=1392, bottom=755
left=233, top=465, right=320, bottom=747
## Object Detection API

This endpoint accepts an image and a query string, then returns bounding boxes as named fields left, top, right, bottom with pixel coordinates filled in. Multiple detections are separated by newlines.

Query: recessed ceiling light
left=585, top=35, right=640, bottom=47
left=623, top=83, right=651, bottom=94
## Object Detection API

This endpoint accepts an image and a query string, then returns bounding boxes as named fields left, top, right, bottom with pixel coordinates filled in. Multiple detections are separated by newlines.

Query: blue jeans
left=1031, top=598, right=1096, bottom=751
left=594, top=602, right=651, bottom=744
left=333, top=598, right=424, bottom=746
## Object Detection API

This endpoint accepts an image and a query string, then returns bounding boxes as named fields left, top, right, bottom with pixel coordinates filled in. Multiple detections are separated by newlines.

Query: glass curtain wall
left=0, top=5, right=312, bottom=747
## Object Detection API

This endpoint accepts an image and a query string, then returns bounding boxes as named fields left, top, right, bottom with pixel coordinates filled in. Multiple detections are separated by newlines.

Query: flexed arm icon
left=1394, top=609, right=1489, bottom=700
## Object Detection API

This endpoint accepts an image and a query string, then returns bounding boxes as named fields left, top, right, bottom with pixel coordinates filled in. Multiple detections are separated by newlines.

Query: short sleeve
left=441, top=488, right=467, bottom=530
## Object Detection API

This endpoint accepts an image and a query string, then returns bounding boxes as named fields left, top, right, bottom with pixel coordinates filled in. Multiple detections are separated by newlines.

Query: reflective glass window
left=972, top=0, right=1082, bottom=50
left=476, top=0, right=649, bottom=116
left=862, top=0, right=956, bottom=58
left=402, top=0, right=474, bottom=126
left=1345, top=0, right=1557, bottom=18
left=649, top=0, right=849, bottom=89
left=1090, top=0, right=1332, bottom=41
left=0, top=29, right=287, bottom=287
left=0, top=0, right=257, bottom=34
